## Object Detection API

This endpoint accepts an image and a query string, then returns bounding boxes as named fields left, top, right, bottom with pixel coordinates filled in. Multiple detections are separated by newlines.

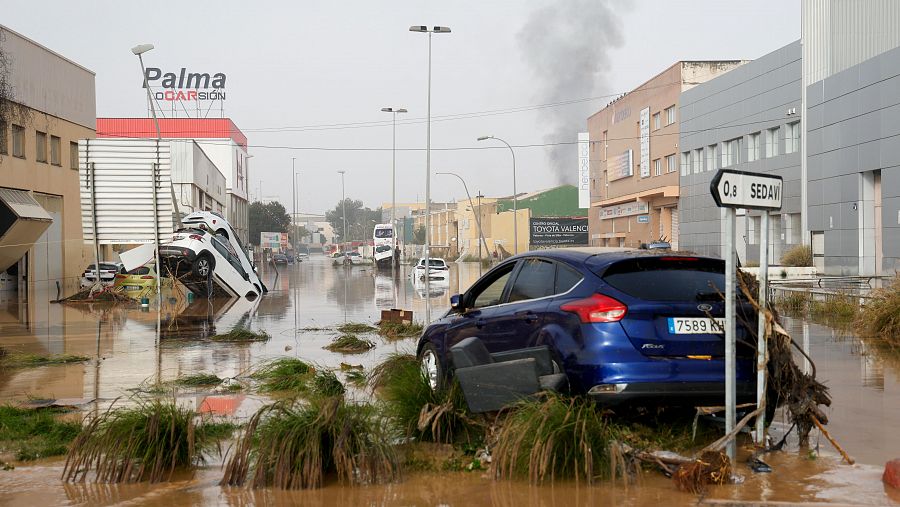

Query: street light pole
left=291, top=157, right=296, bottom=253
left=381, top=107, right=408, bottom=268
left=410, top=25, right=451, bottom=323
left=132, top=44, right=163, bottom=303
left=436, top=172, right=489, bottom=277
left=477, top=191, right=484, bottom=263
left=338, top=170, right=346, bottom=251
left=478, top=135, right=518, bottom=255
left=132, top=42, right=164, bottom=384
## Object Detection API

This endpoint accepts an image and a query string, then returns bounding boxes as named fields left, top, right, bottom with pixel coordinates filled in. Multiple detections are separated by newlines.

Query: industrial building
left=0, top=24, right=95, bottom=297
left=405, top=185, right=584, bottom=260
left=96, top=118, right=251, bottom=243
left=678, top=42, right=802, bottom=263
left=676, top=0, right=900, bottom=275
left=587, top=61, right=746, bottom=249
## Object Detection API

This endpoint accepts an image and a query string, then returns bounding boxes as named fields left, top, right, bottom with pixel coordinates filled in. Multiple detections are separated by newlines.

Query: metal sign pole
left=710, top=168, right=783, bottom=462
left=756, top=211, right=770, bottom=443
left=724, top=207, right=737, bottom=462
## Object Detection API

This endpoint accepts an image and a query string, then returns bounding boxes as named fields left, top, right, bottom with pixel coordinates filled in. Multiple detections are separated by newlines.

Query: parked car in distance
left=344, top=252, right=365, bottom=265
left=114, top=264, right=157, bottom=297
left=412, top=258, right=449, bottom=281
left=416, top=249, right=759, bottom=408
left=272, top=253, right=289, bottom=265
left=80, top=262, right=123, bottom=288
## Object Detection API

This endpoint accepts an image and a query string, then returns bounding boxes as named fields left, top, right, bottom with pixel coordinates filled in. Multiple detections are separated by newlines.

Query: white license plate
left=124, top=285, right=142, bottom=291
left=667, top=317, right=725, bottom=334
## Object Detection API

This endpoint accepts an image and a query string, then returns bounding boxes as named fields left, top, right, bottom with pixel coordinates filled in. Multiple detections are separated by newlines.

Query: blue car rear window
left=601, top=257, right=727, bottom=302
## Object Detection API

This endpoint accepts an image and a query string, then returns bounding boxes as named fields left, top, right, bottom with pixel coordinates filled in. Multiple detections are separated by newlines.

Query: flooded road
left=1, top=255, right=899, bottom=505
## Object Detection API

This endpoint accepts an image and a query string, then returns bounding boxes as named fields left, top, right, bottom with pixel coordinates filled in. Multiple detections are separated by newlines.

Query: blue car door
left=484, top=258, right=558, bottom=351
left=442, top=261, right=518, bottom=354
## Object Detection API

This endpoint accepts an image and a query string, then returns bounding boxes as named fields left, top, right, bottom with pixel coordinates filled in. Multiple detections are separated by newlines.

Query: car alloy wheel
left=420, top=347, right=440, bottom=391
left=196, top=258, right=211, bottom=277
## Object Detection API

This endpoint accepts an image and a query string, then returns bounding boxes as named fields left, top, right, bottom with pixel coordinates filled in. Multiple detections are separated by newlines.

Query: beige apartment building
left=0, top=25, right=96, bottom=297
left=588, top=61, right=746, bottom=249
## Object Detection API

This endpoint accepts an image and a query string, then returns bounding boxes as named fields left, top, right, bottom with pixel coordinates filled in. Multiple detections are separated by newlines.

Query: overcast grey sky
left=4, top=0, right=800, bottom=214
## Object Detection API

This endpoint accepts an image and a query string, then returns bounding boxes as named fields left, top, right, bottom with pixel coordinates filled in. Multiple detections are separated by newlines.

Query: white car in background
left=412, top=258, right=449, bottom=281
left=345, top=251, right=366, bottom=265
left=80, top=262, right=123, bottom=288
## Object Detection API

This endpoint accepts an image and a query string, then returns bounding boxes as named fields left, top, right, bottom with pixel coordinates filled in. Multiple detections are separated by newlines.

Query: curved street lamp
left=478, top=135, right=517, bottom=254
left=436, top=171, right=490, bottom=277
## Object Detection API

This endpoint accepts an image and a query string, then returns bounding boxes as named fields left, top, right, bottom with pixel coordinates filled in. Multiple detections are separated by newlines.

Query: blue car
left=417, top=249, right=759, bottom=406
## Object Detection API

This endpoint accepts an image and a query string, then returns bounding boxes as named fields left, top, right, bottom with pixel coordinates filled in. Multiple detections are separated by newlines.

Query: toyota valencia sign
left=529, top=217, right=589, bottom=247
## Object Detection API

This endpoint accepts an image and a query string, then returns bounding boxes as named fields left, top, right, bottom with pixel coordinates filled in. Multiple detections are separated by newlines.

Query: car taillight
left=560, top=294, right=627, bottom=323
left=189, top=234, right=203, bottom=241
left=140, top=275, right=154, bottom=279
left=115, top=274, right=126, bottom=279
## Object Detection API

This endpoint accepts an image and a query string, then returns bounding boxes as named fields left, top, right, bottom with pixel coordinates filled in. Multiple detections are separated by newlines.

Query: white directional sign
left=710, top=169, right=783, bottom=211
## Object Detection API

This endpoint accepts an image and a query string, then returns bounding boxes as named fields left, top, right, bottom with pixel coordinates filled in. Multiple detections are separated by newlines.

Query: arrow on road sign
left=710, top=169, right=783, bottom=211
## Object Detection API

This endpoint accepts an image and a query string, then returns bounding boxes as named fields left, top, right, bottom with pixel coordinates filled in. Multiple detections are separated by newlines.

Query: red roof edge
left=97, top=117, right=248, bottom=150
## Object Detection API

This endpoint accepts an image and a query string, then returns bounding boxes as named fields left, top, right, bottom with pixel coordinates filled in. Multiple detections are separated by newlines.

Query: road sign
left=710, top=169, right=783, bottom=211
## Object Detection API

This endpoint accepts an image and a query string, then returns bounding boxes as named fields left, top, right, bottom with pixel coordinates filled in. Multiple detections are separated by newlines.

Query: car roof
left=505, top=247, right=720, bottom=270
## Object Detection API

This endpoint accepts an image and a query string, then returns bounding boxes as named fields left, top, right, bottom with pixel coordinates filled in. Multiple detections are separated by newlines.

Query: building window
left=665, top=105, right=676, bottom=125
left=666, top=154, right=676, bottom=173
left=0, top=121, right=7, bottom=155
left=50, top=135, right=61, bottom=166
left=653, top=158, right=662, bottom=176
left=748, top=216, right=760, bottom=245
left=652, top=112, right=660, bottom=130
left=693, top=148, right=703, bottom=174
left=784, top=213, right=801, bottom=244
left=722, top=137, right=742, bottom=167
left=602, top=130, right=608, bottom=160
left=785, top=122, right=800, bottom=153
left=36, top=131, right=48, bottom=163
left=70, top=142, right=79, bottom=170
left=706, top=144, right=718, bottom=172
left=680, top=151, right=690, bottom=176
left=12, top=124, right=25, bottom=158
left=748, top=132, right=760, bottom=162
left=765, top=126, right=779, bottom=158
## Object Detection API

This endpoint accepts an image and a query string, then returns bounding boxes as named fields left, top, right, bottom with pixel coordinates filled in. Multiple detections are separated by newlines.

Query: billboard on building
left=639, top=107, right=650, bottom=178
left=608, top=149, right=633, bottom=181
left=577, top=132, right=590, bottom=208
left=260, top=232, right=287, bottom=250
left=599, top=201, right=649, bottom=220
left=529, top=217, right=589, bottom=247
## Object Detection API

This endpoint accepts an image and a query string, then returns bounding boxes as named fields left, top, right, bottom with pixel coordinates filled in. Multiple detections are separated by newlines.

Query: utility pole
left=291, top=158, right=296, bottom=253
left=477, top=191, right=484, bottom=263
left=338, top=170, right=346, bottom=251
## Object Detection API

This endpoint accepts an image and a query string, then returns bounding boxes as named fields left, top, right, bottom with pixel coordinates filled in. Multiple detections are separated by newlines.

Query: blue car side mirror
left=450, top=294, right=462, bottom=309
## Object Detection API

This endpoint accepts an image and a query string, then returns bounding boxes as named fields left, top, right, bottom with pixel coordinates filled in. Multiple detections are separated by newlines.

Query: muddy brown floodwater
left=1, top=255, right=899, bottom=505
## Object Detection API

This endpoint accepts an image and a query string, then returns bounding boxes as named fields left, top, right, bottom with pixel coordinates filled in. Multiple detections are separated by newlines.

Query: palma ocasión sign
left=710, top=169, right=783, bottom=211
